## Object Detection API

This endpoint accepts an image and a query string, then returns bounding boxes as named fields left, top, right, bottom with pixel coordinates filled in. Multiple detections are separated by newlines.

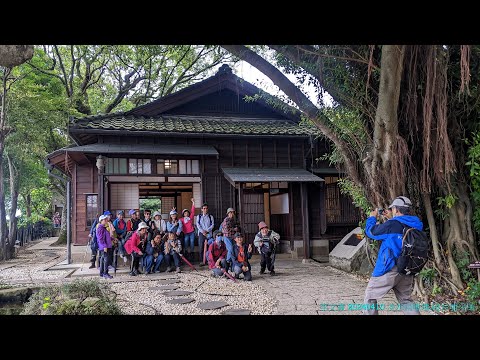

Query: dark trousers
left=153, top=254, right=165, bottom=272
left=90, top=252, right=97, bottom=266
left=130, top=252, right=142, bottom=273
left=99, top=248, right=113, bottom=276
left=260, top=251, right=275, bottom=272
left=165, top=252, right=180, bottom=268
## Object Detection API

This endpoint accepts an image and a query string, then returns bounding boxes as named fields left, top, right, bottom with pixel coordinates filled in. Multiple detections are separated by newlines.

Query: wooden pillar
left=96, top=155, right=106, bottom=215
left=99, top=175, right=105, bottom=214
left=300, top=182, right=310, bottom=259
left=239, top=182, right=244, bottom=234
left=319, top=182, right=327, bottom=234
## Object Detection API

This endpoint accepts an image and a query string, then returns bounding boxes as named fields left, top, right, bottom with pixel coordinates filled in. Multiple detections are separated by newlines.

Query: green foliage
left=419, top=267, right=436, bottom=286
left=21, top=279, right=121, bottom=315
left=464, top=280, right=480, bottom=310
left=434, top=193, right=458, bottom=220
left=431, top=284, right=443, bottom=296
left=30, top=45, right=234, bottom=115
left=140, top=198, right=161, bottom=212
left=337, top=178, right=370, bottom=214
left=466, top=131, right=480, bottom=234
left=454, top=250, right=476, bottom=283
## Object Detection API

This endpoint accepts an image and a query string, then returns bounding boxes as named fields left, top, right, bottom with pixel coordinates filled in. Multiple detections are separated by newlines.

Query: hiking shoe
left=234, top=273, right=240, bottom=279
left=89, top=263, right=95, bottom=269
left=166, top=267, right=173, bottom=273
left=103, top=274, right=113, bottom=279
left=175, top=267, right=181, bottom=273
left=259, top=269, right=265, bottom=274
left=269, top=270, right=275, bottom=276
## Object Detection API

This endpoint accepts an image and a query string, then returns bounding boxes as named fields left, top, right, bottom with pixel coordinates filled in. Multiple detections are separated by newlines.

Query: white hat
left=388, top=196, right=412, bottom=209
left=169, top=210, right=177, bottom=215
left=137, top=222, right=149, bottom=230
left=226, top=207, right=235, bottom=215
left=99, top=215, right=108, bottom=222
left=153, top=211, right=161, bottom=217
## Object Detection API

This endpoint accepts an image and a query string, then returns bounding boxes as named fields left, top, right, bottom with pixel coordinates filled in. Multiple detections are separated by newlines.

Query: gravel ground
left=111, top=271, right=277, bottom=315
left=0, top=248, right=70, bottom=284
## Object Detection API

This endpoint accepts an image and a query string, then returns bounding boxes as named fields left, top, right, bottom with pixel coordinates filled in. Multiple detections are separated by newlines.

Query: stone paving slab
left=166, top=298, right=195, bottom=304
left=198, top=301, right=229, bottom=310
left=149, top=285, right=179, bottom=291
left=162, top=290, right=193, bottom=296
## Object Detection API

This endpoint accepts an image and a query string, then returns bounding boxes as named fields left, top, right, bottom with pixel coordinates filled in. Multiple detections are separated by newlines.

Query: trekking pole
left=221, top=268, right=237, bottom=282
left=81, top=239, right=90, bottom=271
left=179, top=253, right=198, bottom=272
left=202, top=238, right=207, bottom=265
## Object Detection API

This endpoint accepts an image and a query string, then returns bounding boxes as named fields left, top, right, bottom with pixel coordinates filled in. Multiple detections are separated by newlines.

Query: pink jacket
left=180, top=204, right=195, bottom=234
left=125, top=231, right=143, bottom=254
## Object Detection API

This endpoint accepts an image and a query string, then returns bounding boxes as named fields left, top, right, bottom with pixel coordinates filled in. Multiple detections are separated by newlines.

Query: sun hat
left=137, top=222, right=149, bottom=230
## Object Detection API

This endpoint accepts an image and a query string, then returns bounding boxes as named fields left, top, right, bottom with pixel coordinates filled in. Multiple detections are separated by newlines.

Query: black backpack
left=397, top=226, right=430, bottom=276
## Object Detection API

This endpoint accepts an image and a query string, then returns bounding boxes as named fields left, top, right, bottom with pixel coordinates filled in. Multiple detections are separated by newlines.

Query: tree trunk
left=0, top=67, right=11, bottom=260
left=371, top=45, right=405, bottom=203
left=60, top=199, right=67, bottom=235
left=422, top=192, right=443, bottom=269
left=7, top=154, right=19, bottom=259
left=26, top=193, right=31, bottom=218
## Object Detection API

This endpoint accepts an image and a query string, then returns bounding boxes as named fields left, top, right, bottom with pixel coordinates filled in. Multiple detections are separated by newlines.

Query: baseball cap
left=99, top=215, right=108, bottom=222
left=258, top=221, right=268, bottom=230
left=128, top=209, right=136, bottom=215
left=388, top=196, right=412, bottom=209
left=169, top=210, right=177, bottom=215
left=226, top=207, right=235, bottom=215
left=103, top=210, right=112, bottom=216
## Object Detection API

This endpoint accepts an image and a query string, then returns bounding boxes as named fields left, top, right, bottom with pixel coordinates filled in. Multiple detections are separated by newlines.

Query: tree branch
left=222, top=45, right=363, bottom=187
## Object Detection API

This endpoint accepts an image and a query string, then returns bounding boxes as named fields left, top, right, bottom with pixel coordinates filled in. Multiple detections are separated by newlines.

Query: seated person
left=231, top=232, right=253, bottom=281
left=204, top=230, right=220, bottom=261
left=207, top=231, right=228, bottom=277
left=143, top=233, right=165, bottom=274
left=164, top=231, right=182, bottom=273
left=124, top=222, right=149, bottom=276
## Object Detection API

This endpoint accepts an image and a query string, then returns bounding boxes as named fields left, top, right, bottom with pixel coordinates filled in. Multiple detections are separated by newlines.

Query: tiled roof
left=222, top=167, right=324, bottom=183
left=70, top=114, right=322, bottom=137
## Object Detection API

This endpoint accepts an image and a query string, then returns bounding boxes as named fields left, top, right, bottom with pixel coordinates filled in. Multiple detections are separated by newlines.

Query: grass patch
left=21, top=279, right=121, bottom=315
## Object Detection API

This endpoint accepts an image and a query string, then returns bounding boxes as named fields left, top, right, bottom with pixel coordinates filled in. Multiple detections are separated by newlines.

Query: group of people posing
left=88, top=199, right=281, bottom=280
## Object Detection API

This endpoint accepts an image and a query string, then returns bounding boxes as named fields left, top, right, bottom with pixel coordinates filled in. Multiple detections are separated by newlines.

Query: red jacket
left=125, top=231, right=143, bottom=254
left=180, top=203, right=196, bottom=234
left=207, top=242, right=227, bottom=269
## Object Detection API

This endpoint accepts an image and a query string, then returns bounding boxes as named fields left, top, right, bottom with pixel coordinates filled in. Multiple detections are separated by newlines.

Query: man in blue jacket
left=363, top=196, right=421, bottom=315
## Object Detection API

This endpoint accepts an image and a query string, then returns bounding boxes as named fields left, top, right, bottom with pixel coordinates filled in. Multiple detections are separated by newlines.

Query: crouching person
left=144, top=233, right=165, bottom=274
left=124, top=222, right=149, bottom=276
left=232, top=233, right=253, bottom=281
left=164, top=232, right=182, bottom=273
left=208, top=231, right=228, bottom=277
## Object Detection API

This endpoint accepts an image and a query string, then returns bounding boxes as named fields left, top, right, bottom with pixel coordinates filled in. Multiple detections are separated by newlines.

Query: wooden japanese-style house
left=47, top=64, right=360, bottom=260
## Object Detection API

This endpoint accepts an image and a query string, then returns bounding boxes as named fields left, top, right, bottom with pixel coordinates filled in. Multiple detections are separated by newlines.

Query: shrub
left=21, top=279, right=121, bottom=315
